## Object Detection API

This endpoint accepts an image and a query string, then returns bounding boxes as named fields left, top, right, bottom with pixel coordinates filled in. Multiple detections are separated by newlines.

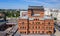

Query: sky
left=0, top=0, right=60, bottom=9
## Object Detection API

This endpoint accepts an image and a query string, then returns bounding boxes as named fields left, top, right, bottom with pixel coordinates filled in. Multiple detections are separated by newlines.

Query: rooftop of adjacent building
left=44, top=8, right=60, bottom=12
left=6, top=17, right=18, bottom=25
left=0, top=20, right=6, bottom=26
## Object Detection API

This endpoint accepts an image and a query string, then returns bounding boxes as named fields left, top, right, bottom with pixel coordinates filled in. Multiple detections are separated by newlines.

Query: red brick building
left=18, top=6, right=54, bottom=34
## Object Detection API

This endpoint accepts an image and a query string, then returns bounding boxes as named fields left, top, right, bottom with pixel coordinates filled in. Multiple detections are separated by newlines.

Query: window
left=42, top=27, right=44, bottom=29
left=38, top=31, right=40, bottom=33
left=32, top=26, right=34, bottom=29
left=36, top=22, right=40, bottom=24
left=30, top=26, right=34, bottom=29
left=22, top=22, right=24, bottom=24
left=50, top=27, right=52, bottom=30
left=24, top=32, right=26, bottom=34
left=42, top=31, right=44, bottom=34
left=20, top=32, right=22, bottom=34
left=20, top=32, right=26, bottom=34
left=48, top=22, right=50, bottom=25
left=35, top=26, right=37, bottom=29
left=20, top=26, right=26, bottom=29
left=42, top=23, right=44, bottom=24
left=20, top=27, right=22, bottom=29
left=35, top=31, right=37, bottom=34
left=34, top=19, right=39, bottom=20
left=32, top=31, right=34, bottom=34
left=35, top=26, right=40, bottom=29
left=38, top=26, right=40, bottom=29
left=28, top=31, right=30, bottom=33
left=46, top=27, right=48, bottom=30
left=25, top=27, right=26, bottom=29
left=32, top=22, right=34, bottom=24
left=46, top=27, right=52, bottom=30
left=22, top=27, right=24, bottom=29
left=22, top=12, right=27, bottom=17
left=36, top=19, right=37, bottom=20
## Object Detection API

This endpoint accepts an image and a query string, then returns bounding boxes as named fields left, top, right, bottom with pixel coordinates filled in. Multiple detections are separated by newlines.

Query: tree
left=54, top=17, right=57, bottom=20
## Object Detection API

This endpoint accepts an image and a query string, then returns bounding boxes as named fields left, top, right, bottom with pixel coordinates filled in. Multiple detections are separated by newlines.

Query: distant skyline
left=0, top=0, right=60, bottom=9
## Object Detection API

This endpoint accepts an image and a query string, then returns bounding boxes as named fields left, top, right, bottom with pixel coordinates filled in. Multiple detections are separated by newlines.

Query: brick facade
left=18, top=6, right=54, bottom=35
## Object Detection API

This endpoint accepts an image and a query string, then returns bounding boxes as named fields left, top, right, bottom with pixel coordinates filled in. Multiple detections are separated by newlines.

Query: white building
left=57, top=10, right=60, bottom=20
left=44, top=8, right=51, bottom=15
left=20, top=10, right=28, bottom=19
left=44, top=8, right=60, bottom=20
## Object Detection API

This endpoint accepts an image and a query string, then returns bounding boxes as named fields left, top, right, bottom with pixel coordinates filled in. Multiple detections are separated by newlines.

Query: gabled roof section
left=28, top=6, right=44, bottom=10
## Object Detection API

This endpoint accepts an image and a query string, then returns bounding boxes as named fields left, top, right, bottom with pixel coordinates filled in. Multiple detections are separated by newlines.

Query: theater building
left=18, top=6, right=54, bottom=34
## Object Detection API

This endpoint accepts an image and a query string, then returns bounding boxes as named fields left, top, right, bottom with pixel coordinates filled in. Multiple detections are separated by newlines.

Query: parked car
left=54, top=22, right=60, bottom=31
left=57, top=26, right=60, bottom=31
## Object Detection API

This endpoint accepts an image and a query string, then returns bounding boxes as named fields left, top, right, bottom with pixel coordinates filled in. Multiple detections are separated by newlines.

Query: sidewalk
left=54, top=29, right=60, bottom=36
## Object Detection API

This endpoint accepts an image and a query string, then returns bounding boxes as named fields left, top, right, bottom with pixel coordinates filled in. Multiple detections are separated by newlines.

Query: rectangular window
left=28, top=31, right=30, bottom=33
left=35, top=31, right=37, bottom=34
left=48, top=22, right=50, bottom=25
left=36, top=26, right=37, bottom=29
left=42, top=31, right=44, bottom=34
left=20, top=26, right=26, bottom=29
left=32, top=31, right=34, bottom=34
left=32, top=26, right=34, bottom=29
left=20, top=32, right=26, bottom=34
left=32, top=22, right=34, bottom=24
left=38, top=26, right=40, bottom=29
left=38, top=31, right=40, bottom=33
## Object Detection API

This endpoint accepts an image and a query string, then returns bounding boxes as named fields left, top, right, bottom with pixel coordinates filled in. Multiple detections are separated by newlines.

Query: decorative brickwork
left=18, top=6, right=54, bottom=34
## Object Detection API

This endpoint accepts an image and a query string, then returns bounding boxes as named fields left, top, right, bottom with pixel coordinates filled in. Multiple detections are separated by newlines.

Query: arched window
left=36, top=22, right=40, bottom=24
left=32, top=31, right=34, bottom=34
left=42, top=31, right=44, bottom=34
left=38, top=31, right=40, bottom=34
left=48, top=22, right=50, bottom=25
left=22, top=22, right=24, bottom=24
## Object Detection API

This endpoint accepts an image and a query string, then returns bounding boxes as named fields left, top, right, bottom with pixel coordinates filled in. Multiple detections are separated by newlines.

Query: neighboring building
left=44, top=8, right=60, bottom=20
left=57, top=10, right=60, bottom=21
left=0, top=12, right=7, bottom=36
left=18, top=6, right=54, bottom=35
left=0, top=12, right=6, bottom=21
left=44, top=8, right=58, bottom=17
left=0, top=12, right=6, bottom=31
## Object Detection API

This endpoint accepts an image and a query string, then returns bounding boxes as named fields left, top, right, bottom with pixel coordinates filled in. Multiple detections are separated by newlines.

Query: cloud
left=23, top=0, right=48, bottom=5
left=44, top=2, right=60, bottom=9
left=23, top=0, right=60, bottom=9
left=24, top=0, right=59, bottom=2
left=44, top=0, right=59, bottom=2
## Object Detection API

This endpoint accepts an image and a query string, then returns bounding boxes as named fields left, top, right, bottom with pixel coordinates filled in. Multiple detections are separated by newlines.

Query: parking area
left=21, top=34, right=51, bottom=36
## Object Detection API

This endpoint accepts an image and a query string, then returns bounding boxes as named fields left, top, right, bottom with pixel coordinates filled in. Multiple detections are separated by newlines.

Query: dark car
left=54, top=28, right=56, bottom=33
